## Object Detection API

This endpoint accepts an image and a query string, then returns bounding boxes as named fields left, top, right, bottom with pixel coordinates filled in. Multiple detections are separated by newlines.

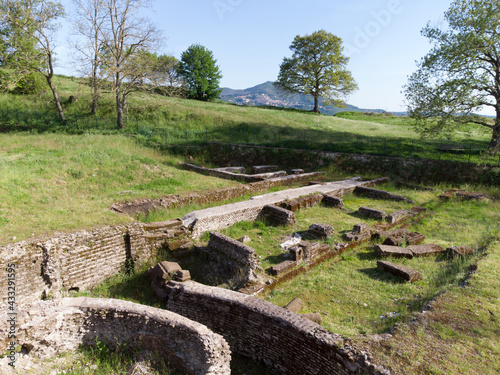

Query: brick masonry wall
left=207, top=232, right=261, bottom=285
left=3, top=297, right=231, bottom=375
left=166, top=281, right=389, bottom=375
left=0, top=223, right=161, bottom=306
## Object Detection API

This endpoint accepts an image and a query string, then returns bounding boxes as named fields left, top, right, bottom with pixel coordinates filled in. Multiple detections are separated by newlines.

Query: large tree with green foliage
left=0, top=0, right=66, bottom=120
left=274, top=30, right=357, bottom=113
left=404, top=0, right=500, bottom=153
left=177, top=44, right=222, bottom=101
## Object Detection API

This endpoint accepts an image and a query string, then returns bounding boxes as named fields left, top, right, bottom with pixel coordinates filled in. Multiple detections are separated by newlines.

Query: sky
left=55, top=0, right=456, bottom=113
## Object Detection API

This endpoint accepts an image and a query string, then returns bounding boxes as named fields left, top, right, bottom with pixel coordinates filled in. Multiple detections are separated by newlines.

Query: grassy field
left=0, top=133, right=241, bottom=245
left=1, top=75, right=497, bottom=165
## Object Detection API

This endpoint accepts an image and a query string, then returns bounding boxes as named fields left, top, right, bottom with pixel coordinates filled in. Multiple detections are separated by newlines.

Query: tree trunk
left=313, top=93, right=320, bottom=113
left=91, top=76, right=98, bottom=115
left=46, top=75, right=66, bottom=122
left=116, top=91, right=124, bottom=130
left=489, top=120, right=500, bottom=154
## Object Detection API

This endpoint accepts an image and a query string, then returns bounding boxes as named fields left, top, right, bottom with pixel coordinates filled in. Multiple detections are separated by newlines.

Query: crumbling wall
left=166, top=281, right=389, bottom=375
left=4, top=297, right=230, bottom=375
left=206, top=232, right=261, bottom=286
left=0, top=222, right=176, bottom=305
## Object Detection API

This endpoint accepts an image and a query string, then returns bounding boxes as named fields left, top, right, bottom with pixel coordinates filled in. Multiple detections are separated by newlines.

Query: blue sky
left=56, top=0, right=455, bottom=112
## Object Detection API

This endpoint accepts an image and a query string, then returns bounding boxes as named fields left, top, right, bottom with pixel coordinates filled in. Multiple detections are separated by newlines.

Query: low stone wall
left=3, top=297, right=230, bottom=375
left=207, top=232, right=261, bottom=285
left=0, top=221, right=177, bottom=306
left=166, top=281, right=389, bottom=375
left=181, top=163, right=266, bottom=183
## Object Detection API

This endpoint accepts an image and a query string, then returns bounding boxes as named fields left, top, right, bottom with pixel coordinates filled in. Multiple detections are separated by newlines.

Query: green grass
left=0, top=133, right=239, bottom=245
left=1, top=75, right=498, bottom=165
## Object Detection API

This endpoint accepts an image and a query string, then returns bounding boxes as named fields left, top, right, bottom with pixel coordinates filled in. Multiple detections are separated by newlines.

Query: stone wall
left=206, top=232, right=261, bottom=286
left=3, top=297, right=230, bottom=375
left=0, top=222, right=172, bottom=306
left=166, top=281, right=388, bottom=375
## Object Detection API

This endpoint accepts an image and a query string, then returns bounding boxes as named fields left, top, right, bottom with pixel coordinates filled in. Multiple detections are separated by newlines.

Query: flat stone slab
left=322, top=194, right=344, bottom=208
left=184, top=177, right=387, bottom=237
left=308, top=223, right=335, bottom=238
left=269, top=260, right=297, bottom=276
left=408, top=244, right=445, bottom=257
left=375, top=244, right=413, bottom=259
left=252, top=165, right=278, bottom=174
left=387, top=209, right=413, bottom=224
left=377, top=260, right=422, bottom=282
left=406, top=232, right=425, bottom=245
left=358, top=207, right=387, bottom=220
left=354, top=186, right=414, bottom=203
left=447, top=246, right=475, bottom=257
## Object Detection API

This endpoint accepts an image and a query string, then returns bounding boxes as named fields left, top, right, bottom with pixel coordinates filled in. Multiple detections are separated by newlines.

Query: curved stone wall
left=166, top=281, right=389, bottom=375
left=4, top=297, right=231, bottom=375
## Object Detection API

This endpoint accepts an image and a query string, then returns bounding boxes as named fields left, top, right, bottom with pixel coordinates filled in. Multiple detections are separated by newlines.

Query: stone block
left=174, top=270, right=191, bottom=282
left=296, top=194, right=323, bottom=209
left=353, top=223, right=369, bottom=234
left=290, top=169, right=304, bottom=174
left=408, top=244, right=445, bottom=257
left=387, top=209, right=413, bottom=224
left=269, top=260, right=297, bottom=276
left=447, top=246, right=475, bottom=257
left=375, top=245, right=413, bottom=259
left=239, top=235, right=251, bottom=243
left=260, top=205, right=296, bottom=226
left=374, top=228, right=409, bottom=241
left=301, top=312, right=322, bottom=324
left=377, top=260, right=422, bottom=282
left=322, top=194, right=344, bottom=208
left=406, top=232, right=425, bottom=245
left=354, top=186, right=414, bottom=203
left=289, top=246, right=303, bottom=261
left=344, top=231, right=371, bottom=242
left=214, top=166, right=246, bottom=173
left=280, top=199, right=300, bottom=212
left=143, top=219, right=183, bottom=231
left=410, top=206, right=427, bottom=214
left=308, top=223, right=335, bottom=238
left=168, top=239, right=191, bottom=251
left=252, top=165, right=278, bottom=174
left=284, top=297, right=303, bottom=313
left=358, top=207, right=387, bottom=220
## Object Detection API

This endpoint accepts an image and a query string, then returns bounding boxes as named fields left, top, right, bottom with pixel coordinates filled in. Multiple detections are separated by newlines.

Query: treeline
left=0, top=0, right=223, bottom=128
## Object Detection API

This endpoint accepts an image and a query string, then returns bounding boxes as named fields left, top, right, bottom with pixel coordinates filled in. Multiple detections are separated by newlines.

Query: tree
left=72, top=0, right=107, bottom=115
left=274, top=30, right=357, bottom=113
left=150, top=54, right=185, bottom=97
left=404, top=0, right=500, bottom=153
left=98, top=0, right=160, bottom=129
left=0, top=0, right=66, bottom=120
left=177, top=44, right=222, bottom=101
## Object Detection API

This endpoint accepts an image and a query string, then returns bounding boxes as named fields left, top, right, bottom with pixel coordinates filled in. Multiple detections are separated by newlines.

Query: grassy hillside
left=0, top=133, right=239, bottom=246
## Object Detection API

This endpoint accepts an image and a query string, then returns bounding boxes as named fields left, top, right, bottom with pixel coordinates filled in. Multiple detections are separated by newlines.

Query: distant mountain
left=220, top=81, right=391, bottom=116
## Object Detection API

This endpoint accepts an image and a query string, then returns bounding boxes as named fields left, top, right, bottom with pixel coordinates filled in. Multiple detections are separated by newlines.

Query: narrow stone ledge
left=377, top=261, right=422, bottom=282
left=375, top=244, right=414, bottom=259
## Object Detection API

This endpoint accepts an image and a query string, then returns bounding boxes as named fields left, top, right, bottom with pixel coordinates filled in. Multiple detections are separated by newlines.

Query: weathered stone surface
left=308, top=180, right=324, bottom=185
left=284, top=297, right=303, bottom=313
left=354, top=186, right=414, bottom=203
left=280, top=199, right=300, bottom=212
left=6, top=298, right=231, bottom=375
left=166, top=281, right=389, bottom=375
left=290, top=169, right=304, bottom=174
left=375, top=227, right=409, bottom=242
left=309, top=223, right=335, bottom=238
left=406, top=232, right=425, bottom=245
left=301, top=312, right=322, bottom=324
left=269, top=260, right=297, bottom=276
left=207, top=232, right=261, bottom=286
left=143, top=218, right=183, bottom=231
left=238, top=235, right=251, bottom=243
left=375, top=245, right=413, bottom=259
left=252, top=165, right=278, bottom=174
left=183, top=177, right=389, bottom=238
left=296, top=194, right=323, bottom=209
left=344, top=231, right=371, bottom=242
left=410, top=206, right=427, bottom=214
left=259, top=205, right=296, bottom=226
left=175, top=269, right=191, bottom=282
left=168, top=238, right=192, bottom=251
left=353, top=223, right=369, bottom=234
left=408, top=244, right=445, bottom=257
left=289, top=246, right=304, bottom=261
left=377, top=261, right=422, bottom=282
left=322, top=194, right=344, bottom=208
left=387, top=209, right=413, bottom=224
left=447, top=246, right=475, bottom=257
left=358, top=207, right=387, bottom=220
left=214, top=166, right=246, bottom=174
